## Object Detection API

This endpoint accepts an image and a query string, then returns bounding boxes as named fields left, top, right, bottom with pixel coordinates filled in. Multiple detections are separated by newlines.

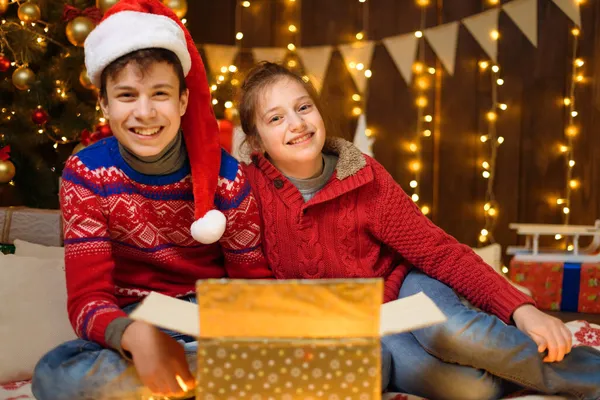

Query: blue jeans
left=32, top=295, right=393, bottom=399
left=32, top=295, right=199, bottom=400
left=382, top=269, right=600, bottom=400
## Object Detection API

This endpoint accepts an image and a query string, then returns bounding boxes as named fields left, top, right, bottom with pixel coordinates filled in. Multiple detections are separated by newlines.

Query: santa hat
left=84, top=0, right=226, bottom=244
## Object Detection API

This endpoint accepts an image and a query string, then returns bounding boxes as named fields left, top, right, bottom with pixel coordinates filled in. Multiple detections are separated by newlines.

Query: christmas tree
left=0, top=0, right=187, bottom=208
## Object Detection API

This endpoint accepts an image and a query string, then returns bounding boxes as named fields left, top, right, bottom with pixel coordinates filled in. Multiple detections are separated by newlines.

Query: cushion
left=472, top=244, right=532, bottom=297
left=0, top=255, right=76, bottom=384
left=13, top=239, right=64, bottom=260
left=0, top=380, right=34, bottom=399
left=472, top=243, right=502, bottom=272
left=0, top=207, right=62, bottom=247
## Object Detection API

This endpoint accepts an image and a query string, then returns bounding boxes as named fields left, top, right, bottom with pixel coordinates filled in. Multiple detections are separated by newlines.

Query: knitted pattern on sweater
left=243, top=138, right=534, bottom=323
left=61, top=136, right=272, bottom=346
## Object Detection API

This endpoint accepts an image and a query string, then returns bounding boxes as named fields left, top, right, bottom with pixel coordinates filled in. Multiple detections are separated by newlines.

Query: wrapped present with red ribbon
left=580, top=264, right=600, bottom=312
left=509, top=260, right=600, bottom=313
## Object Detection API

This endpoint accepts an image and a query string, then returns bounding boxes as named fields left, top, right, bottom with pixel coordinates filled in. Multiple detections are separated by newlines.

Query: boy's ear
left=99, top=95, right=110, bottom=119
left=179, top=88, right=189, bottom=117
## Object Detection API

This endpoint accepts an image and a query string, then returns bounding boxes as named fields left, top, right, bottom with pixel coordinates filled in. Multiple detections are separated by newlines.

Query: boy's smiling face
left=100, top=61, right=189, bottom=157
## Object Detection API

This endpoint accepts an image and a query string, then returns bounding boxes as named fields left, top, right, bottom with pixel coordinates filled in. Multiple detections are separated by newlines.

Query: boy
left=32, top=1, right=273, bottom=399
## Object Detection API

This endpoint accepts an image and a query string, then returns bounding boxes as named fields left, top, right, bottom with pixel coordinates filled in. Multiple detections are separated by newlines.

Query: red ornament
left=32, top=107, right=49, bottom=125
left=96, top=122, right=112, bottom=136
left=62, top=5, right=102, bottom=23
left=0, top=54, right=10, bottom=73
left=80, top=123, right=113, bottom=146
left=0, top=145, right=10, bottom=161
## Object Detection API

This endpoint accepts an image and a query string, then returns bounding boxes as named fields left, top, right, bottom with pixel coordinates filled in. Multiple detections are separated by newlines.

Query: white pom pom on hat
left=190, top=209, right=227, bottom=244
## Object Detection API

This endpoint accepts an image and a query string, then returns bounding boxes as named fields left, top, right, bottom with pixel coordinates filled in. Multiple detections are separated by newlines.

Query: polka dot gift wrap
left=195, top=279, right=383, bottom=400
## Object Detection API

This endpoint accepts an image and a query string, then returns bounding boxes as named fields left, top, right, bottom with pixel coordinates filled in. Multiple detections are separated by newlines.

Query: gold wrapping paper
left=197, top=338, right=381, bottom=400
left=196, top=279, right=383, bottom=399
left=196, top=279, right=382, bottom=339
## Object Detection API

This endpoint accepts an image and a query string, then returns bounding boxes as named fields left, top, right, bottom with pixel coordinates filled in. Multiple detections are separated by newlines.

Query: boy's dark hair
left=238, top=61, right=334, bottom=152
left=100, top=48, right=187, bottom=99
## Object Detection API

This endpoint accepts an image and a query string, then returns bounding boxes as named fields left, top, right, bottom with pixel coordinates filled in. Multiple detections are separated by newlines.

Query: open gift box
left=131, top=279, right=446, bottom=400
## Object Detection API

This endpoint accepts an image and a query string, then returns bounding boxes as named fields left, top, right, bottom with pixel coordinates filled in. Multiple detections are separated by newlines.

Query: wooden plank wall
left=188, top=0, right=600, bottom=251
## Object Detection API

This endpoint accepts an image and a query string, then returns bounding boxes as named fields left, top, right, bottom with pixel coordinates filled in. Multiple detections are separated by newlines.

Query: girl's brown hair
left=238, top=62, right=333, bottom=153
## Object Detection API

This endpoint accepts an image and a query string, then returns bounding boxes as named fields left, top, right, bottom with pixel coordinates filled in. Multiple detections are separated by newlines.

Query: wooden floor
left=548, top=311, right=600, bottom=325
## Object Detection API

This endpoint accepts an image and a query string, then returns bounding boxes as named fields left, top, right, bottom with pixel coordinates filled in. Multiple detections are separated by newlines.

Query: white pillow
left=13, top=239, right=64, bottom=260
left=0, top=255, right=76, bottom=384
left=471, top=244, right=532, bottom=297
left=472, top=244, right=502, bottom=272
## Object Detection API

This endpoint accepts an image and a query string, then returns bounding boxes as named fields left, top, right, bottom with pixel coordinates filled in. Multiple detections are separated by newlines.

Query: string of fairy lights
left=227, top=0, right=587, bottom=258
left=477, top=0, right=506, bottom=246
left=409, top=0, right=435, bottom=217
left=555, top=25, right=584, bottom=251
left=288, top=0, right=299, bottom=55
left=223, top=0, right=300, bottom=115
left=285, top=0, right=301, bottom=73
left=238, top=0, right=372, bottom=122
left=1, top=0, right=588, bottom=232
left=209, top=0, right=242, bottom=114
left=350, top=0, right=372, bottom=120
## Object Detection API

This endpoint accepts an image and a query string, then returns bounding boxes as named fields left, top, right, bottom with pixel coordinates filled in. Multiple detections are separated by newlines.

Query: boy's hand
left=513, top=304, right=572, bottom=363
left=121, top=321, right=195, bottom=397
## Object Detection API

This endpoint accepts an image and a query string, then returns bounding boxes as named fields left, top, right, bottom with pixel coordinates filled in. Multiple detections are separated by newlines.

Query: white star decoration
left=584, top=331, right=597, bottom=342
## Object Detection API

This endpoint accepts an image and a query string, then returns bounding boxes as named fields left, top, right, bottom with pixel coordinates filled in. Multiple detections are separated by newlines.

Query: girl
left=239, top=62, right=600, bottom=400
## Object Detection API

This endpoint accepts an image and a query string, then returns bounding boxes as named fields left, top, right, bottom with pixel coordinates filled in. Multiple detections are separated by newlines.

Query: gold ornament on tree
left=163, top=0, right=187, bottom=19
left=12, top=66, right=35, bottom=90
left=0, top=0, right=10, bottom=16
left=96, top=0, right=120, bottom=14
left=0, top=146, right=15, bottom=184
left=79, top=68, right=95, bottom=90
left=66, top=16, right=96, bottom=47
left=0, top=160, right=15, bottom=183
left=17, top=2, right=41, bottom=22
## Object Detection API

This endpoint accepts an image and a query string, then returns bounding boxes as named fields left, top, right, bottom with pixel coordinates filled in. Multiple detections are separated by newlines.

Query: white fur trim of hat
left=84, top=10, right=192, bottom=88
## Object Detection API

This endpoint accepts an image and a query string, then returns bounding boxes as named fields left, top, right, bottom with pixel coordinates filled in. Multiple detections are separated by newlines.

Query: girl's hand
left=513, top=304, right=572, bottom=362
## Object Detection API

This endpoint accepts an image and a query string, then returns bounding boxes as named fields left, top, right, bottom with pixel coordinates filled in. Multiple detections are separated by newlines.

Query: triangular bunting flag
left=353, top=114, right=374, bottom=157
left=296, top=45, right=333, bottom=93
left=382, top=33, right=419, bottom=84
left=462, top=8, right=500, bottom=63
left=424, top=22, right=460, bottom=75
left=251, top=47, right=288, bottom=64
left=503, top=0, right=538, bottom=47
left=552, top=0, right=581, bottom=27
left=202, top=44, right=239, bottom=76
left=338, top=41, right=376, bottom=94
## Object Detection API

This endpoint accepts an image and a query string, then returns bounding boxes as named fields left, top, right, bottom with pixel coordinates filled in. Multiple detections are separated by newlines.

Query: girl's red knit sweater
left=243, top=138, right=534, bottom=324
